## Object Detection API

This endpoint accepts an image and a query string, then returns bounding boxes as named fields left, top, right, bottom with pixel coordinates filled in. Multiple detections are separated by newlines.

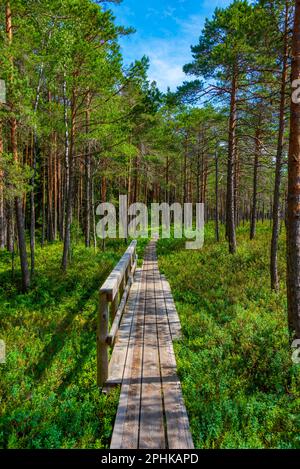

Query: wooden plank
left=155, top=265, right=194, bottom=449
left=110, top=264, right=146, bottom=449
left=110, top=240, right=193, bottom=449
left=139, top=248, right=165, bottom=449
left=106, top=269, right=141, bottom=386
left=100, top=240, right=137, bottom=301
left=160, top=273, right=182, bottom=340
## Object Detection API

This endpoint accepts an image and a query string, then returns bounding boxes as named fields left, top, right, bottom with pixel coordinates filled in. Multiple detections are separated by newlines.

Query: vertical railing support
left=110, top=293, right=118, bottom=322
left=97, top=240, right=137, bottom=389
left=97, top=291, right=109, bottom=387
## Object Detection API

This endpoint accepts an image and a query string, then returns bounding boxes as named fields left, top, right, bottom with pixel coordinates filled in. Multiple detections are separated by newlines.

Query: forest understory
left=1, top=0, right=300, bottom=452
left=0, top=223, right=299, bottom=449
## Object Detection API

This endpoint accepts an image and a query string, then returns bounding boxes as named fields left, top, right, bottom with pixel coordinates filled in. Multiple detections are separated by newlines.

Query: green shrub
left=157, top=222, right=300, bottom=449
left=0, top=240, right=129, bottom=448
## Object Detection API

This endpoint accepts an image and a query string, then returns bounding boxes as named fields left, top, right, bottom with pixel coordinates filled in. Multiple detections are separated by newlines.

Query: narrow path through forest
left=110, top=241, right=194, bottom=449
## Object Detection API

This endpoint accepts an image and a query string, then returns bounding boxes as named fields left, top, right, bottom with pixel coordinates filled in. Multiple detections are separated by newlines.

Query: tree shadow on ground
left=26, top=266, right=112, bottom=383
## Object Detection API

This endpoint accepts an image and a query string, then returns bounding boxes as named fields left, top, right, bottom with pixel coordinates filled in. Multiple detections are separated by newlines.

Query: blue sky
left=109, top=0, right=231, bottom=91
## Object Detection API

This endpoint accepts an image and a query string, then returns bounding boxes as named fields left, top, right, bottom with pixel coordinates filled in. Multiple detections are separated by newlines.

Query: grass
left=1, top=223, right=299, bottom=449
left=0, top=237, right=147, bottom=449
left=157, top=222, right=300, bottom=449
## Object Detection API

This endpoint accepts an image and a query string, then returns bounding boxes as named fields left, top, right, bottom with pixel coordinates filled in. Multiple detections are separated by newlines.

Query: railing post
left=110, top=292, right=118, bottom=322
left=97, top=291, right=109, bottom=387
left=119, top=270, right=125, bottom=299
left=126, top=262, right=131, bottom=283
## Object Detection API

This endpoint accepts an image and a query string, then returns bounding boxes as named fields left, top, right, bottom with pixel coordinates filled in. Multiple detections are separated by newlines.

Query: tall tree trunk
left=201, top=152, right=208, bottom=204
left=0, top=121, right=4, bottom=249
left=196, top=131, right=201, bottom=203
left=6, top=200, right=14, bottom=252
left=6, top=1, right=30, bottom=291
left=62, top=78, right=69, bottom=240
left=57, top=151, right=63, bottom=240
left=226, top=66, right=238, bottom=253
left=133, top=146, right=141, bottom=204
left=250, top=127, right=261, bottom=240
left=91, top=173, right=97, bottom=251
left=271, top=1, right=289, bottom=291
left=165, top=155, right=169, bottom=203
left=85, top=92, right=91, bottom=247
left=215, top=146, right=219, bottom=242
left=234, top=147, right=240, bottom=226
left=127, top=151, right=132, bottom=204
left=30, top=131, right=37, bottom=274
left=62, top=89, right=76, bottom=271
left=286, top=0, right=300, bottom=338
left=47, top=124, right=54, bottom=242
left=53, top=131, right=58, bottom=240
left=41, top=161, right=46, bottom=247
left=30, top=65, right=43, bottom=275
left=183, top=133, right=188, bottom=204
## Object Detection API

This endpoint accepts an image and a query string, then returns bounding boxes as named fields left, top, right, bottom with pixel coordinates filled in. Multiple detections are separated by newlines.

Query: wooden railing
left=97, top=240, right=137, bottom=387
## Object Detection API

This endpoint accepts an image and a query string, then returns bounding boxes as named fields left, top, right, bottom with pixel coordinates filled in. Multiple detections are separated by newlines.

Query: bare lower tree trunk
left=0, top=121, right=4, bottom=249
left=47, top=127, right=54, bottom=242
left=30, top=133, right=37, bottom=274
left=6, top=200, right=14, bottom=253
left=286, top=0, right=300, bottom=338
left=271, top=1, right=289, bottom=291
left=133, top=145, right=142, bottom=204
left=41, top=161, right=46, bottom=247
left=226, top=66, right=238, bottom=253
left=85, top=93, right=91, bottom=247
left=202, top=152, right=208, bottom=204
left=62, top=90, right=76, bottom=271
left=165, top=155, right=169, bottom=203
left=127, top=151, right=132, bottom=204
left=215, top=147, right=219, bottom=242
left=61, top=78, right=69, bottom=242
left=6, top=1, right=30, bottom=291
left=57, top=152, right=63, bottom=240
left=91, top=173, right=97, bottom=251
left=183, top=134, right=188, bottom=204
left=234, top=148, right=240, bottom=226
left=30, top=64, right=43, bottom=275
left=11, top=118, right=30, bottom=290
left=196, top=131, right=201, bottom=203
left=101, top=174, right=107, bottom=203
left=250, top=127, right=261, bottom=240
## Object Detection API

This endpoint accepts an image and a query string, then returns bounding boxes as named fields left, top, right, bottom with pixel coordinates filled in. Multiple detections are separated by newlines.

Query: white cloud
left=148, top=56, right=186, bottom=91
left=146, top=7, right=160, bottom=18
left=128, top=37, right=189, bottom=91
left=115, top=2, right=232, bottom=92
left=118, top=11, right=205, bottom=92
left=141, top=15, right=204, bottom=91
left=175, top=14, right=205, bottom=37
left=163, top=6, right=176, bottom=18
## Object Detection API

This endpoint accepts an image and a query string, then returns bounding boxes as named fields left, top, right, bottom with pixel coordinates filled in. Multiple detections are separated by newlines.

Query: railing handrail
left=97, top=240, right=138, bottom=388
left=99, top=240, right=137, bottom=301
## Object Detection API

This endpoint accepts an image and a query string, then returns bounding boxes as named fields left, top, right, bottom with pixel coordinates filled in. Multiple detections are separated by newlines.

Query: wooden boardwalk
left=109, top=241, right=194, bottom=449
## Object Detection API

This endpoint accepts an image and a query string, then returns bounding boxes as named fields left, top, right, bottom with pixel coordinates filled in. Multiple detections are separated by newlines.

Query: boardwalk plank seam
left=110, top=241, right=194, bottom=449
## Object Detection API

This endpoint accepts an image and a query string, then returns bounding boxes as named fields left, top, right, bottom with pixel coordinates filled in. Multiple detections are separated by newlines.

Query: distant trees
left=0, top=0, right=300, bottom=343
left=267, top=0, right=292, bottom=291
left=0, top=0, right=156, bottom=282
left=183, top=0, right=262, bottom=253
left=179, top=0, right=300, bottom=339
left=181, top=0, right=294, bottom=269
